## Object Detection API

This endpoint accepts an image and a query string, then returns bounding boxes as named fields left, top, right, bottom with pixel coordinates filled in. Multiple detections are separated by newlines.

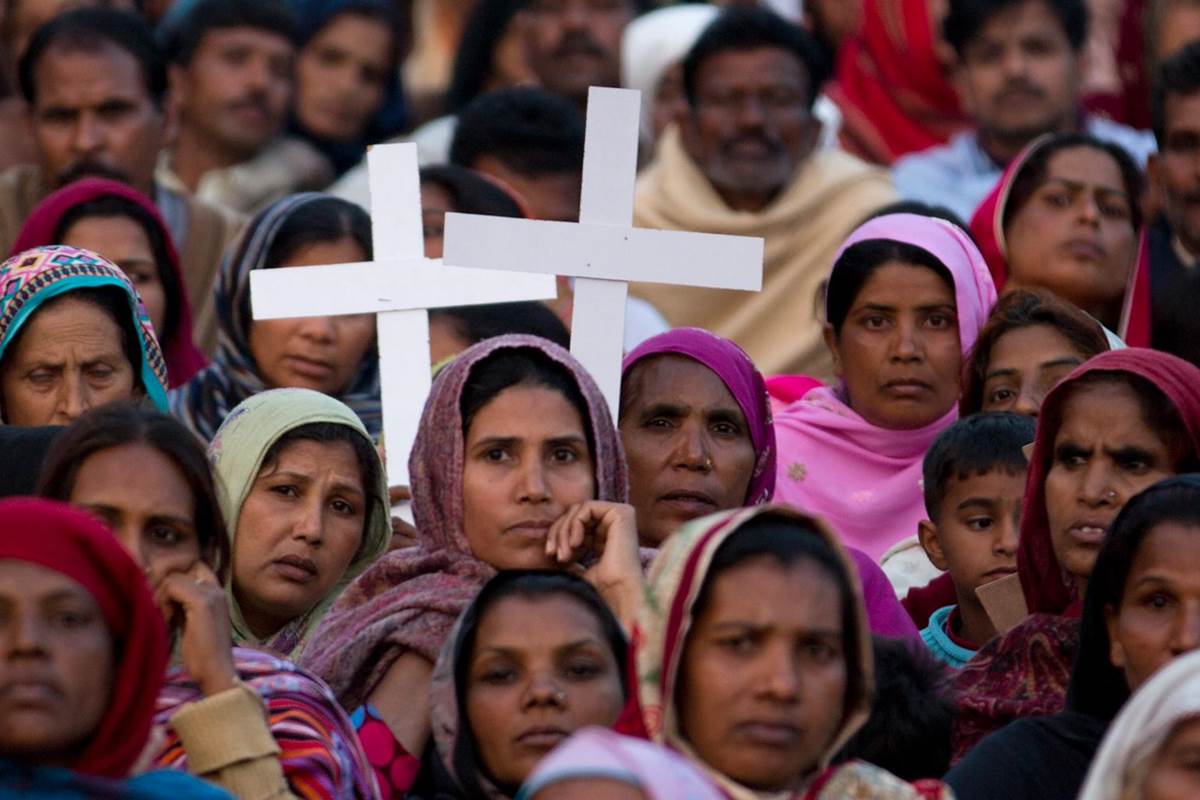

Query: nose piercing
left=554, top=690, right=566, bottom=704
left=703, top=457, right=714, bottom=470
left=1105, top=490, right=1117, bottom=501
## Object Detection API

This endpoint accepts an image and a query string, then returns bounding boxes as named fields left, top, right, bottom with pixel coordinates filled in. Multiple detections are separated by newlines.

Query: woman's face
left=1005, top=146, right=1136, bottom=325
left=421, top=181, right=455, bottom=260
left=1106, top=521, right=1200, bottom=692
left=294, top=12, right=393, bottom=143
left=620, top=355, right=756, bottom=546
left=465, top=593, right=624, bottom=789
left=1142, top=717, right=1200, bottom=800
left=677, top=555, right=847, bottom=792
left=248, top=237, right=377, bottom=395
left=1045, top=382, right=1181, bottom=585
left=0, top=560, right=114, bottom=766
left=59, top=214, right=167, bottom=338
left=233, top=437, right=367, bottom=639
left=826, top=260, right=961, bottom=430
left=70, top=442, right=201, bottom=580
left=461, top=384, right=595, bottom=570
left=980, top=323, right=1090, bottom=416
left=0, top=296, right=138, bottom=426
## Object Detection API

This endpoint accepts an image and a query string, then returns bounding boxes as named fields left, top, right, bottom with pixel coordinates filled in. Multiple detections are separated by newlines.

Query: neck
left=1087, top=296, right=1124, bottom=332
left=233, top=587, right=285, bottom=641
left=714, top=185, right=781, bottom=213
left=1074, top=575, right=1088, bottom=603
left=978, top=116, right=1080, bottom=166
left=955, top=598, right=997, bottom=648
left=170, top=124, right=249, bottom=191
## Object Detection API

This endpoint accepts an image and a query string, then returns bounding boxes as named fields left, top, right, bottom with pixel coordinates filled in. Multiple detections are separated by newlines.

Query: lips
left=272, top=554, right=319, bottom=583
left=283, top=355, right=334, bottom=379
left=505, top=518, right=556, bottom=542
left=515, top=726, right=569, bottom=750
left=0, top=678, right=61, bottom=705
left=1062, top=239, right=1105, bottom=262
left=1066, top=519, right=1111, bottom=546
left=883, top=378, right=932, bottom=398
left=735, top=720, right=802, bottom=747
left=658, top=489, right=718, bottom=515
left=983, top=566, right=1018, bottom=579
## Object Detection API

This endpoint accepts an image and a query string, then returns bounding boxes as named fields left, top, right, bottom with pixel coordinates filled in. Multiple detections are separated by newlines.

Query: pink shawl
left=772, top=214, right=997, bottom=560
left=299, top=335, right=629, bottom=710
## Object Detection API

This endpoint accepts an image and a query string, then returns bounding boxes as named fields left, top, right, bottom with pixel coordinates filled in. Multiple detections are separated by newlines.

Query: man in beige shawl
left=632, top=6, right=895, bottom=380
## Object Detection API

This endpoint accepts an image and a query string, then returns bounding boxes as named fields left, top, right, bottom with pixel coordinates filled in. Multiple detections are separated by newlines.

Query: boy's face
left=921, top=469, right=1025, bottom=602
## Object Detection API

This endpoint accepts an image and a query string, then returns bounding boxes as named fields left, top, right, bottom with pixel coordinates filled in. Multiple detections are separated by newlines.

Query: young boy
left=918, top=412, right=1036, bottom=668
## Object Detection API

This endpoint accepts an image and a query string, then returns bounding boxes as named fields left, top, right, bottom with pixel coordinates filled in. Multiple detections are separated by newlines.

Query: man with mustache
left=630, top=6, right=895, bottom=379
left=0, top=7, right=240, bottom=354
left=1146, top=41, right=1200, bottom=364
left=157, top=0, right=331, bottom=216
left=893, top=0, right=1156, bottom=221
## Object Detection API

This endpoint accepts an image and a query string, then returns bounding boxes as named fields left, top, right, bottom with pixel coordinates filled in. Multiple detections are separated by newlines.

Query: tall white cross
left=442, top=87, right=764, bottom=416
left=249, top=143, right=557, bottom=488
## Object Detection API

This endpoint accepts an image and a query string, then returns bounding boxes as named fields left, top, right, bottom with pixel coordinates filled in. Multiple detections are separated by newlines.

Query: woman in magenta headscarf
left=772, top=213, right=996, bottom=563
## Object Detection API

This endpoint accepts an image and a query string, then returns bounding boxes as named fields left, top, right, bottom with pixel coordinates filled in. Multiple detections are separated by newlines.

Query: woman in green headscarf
left=208, top=387, right=391, bottom=659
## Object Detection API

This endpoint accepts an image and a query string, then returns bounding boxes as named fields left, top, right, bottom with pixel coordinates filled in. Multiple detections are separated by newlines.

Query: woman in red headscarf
left=9, top=178, right=207, bottom=386
left=0, top=497, right=227, bottom=798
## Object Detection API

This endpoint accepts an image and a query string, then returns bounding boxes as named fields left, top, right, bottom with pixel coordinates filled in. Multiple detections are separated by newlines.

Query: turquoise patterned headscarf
left=0, top=246, right=169, bottom=413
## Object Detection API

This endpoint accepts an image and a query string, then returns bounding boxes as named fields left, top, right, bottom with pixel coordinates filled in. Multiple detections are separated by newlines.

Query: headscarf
left=284, top=0, right=408, bottom=176
left=828, top=0, right=968, bottom=165
left=0, top=246, right=170, bottom=415
left=207, top=387, right=391, bottom=659
left=1077, top=647, right=1200, bottom=800
left=1017, top=349, right=1200, bottom=616
left=0, top=498, right=169, bottom=779
left=619, top=5, right=720, bottom=145
left=968, top=134, right=1152, bottom=346
left=8, top=178, right=206, bottom=387
left=300, top=335, right=628, bottom=710
left=772, top=214, right=997, bottom=560
left=622, top=328, right=775, bottom=505
left=517, top=727, right=723, bottom=800
left=169, top=193, right=381, bottom=441
left=636, top=504, right=873, bottom=800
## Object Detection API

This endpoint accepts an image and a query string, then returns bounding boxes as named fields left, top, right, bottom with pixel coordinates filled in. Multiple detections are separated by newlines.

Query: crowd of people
left=1, top=0, right=1199, bottom=798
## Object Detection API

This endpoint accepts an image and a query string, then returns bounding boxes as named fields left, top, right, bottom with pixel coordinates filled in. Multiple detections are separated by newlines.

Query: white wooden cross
left=442, top=87, right=764, bottom=417
left=249, top=143, right=557, bottom=488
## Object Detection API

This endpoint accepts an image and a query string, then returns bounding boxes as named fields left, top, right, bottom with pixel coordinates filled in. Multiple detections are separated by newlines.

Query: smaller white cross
left=443, top=87, right=764, bottom=417
left=249, top=143, right=557, bottom=488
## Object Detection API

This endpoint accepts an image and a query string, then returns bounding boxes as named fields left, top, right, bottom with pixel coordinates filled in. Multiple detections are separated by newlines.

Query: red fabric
left=902, top=573, right=957, bottom=628
left=9, top=178, right=207, bottom=386
left=829, top=0, right=968, bottom=165
left=1017, top=349, right=1200, bottom=614
left=968, top=137, right=1153, bottom=343
left=0, top=498, right=169, bottom=778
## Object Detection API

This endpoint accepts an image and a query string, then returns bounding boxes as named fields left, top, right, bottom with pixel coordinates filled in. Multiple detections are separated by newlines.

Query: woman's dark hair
left=451, top=570, right=630, bottom=796
left=445, top=0, right=525, bottom=113
left=263, top=196, right=373, bottom=269
left=258, top=421, right=382, bottom=554
left=687, top=513, right=866, bottom=733
left=1002, top=133, right=1144, bottom=233
left=3, top=287, right=145, bottom=396
left=960, top=288, right=1110, bottom=415
left=431, top=304, right=570, bottom=353
left=825, top=240, right=955, bottom=336
left=1069, top=476, right=1200, bottom=719
left=1046, top=371, right=1200, bottom=473
left=420, top=164, right=524, bottom=218
left=460, top=347, right=594, bottom=458
left=35, top=403, right=230, bottom=585
left=863, top=200, right=969, bottom=233
left=53, top=194, right=183, bottom=342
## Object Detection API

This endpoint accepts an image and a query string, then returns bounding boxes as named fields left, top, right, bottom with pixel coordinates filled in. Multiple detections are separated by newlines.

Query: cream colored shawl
left=631, top=128, right=896, bottom=379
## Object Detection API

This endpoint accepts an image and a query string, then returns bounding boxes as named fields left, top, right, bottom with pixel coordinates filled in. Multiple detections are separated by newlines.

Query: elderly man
left=631, top=5, right=895, bottom=379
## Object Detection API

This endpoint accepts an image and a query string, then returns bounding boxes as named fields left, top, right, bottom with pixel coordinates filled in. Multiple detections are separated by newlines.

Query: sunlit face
left=294, top=12, right=393, bottom=143
left=1142, top=717, right=1200, bottom=800
left=980, top=324, right=1090, bottom=416
left=59, top=214, right=166, bottom=337
left=1005, top=147, right=1136, bottom=326
left=248, top=237, right=376, bottom=394
left=519, top=0, right=634, bottom=105
left=461, top=384, right=595, bottom=570
left=0, top=296, right=139, bottom=426
left=1044, top=382, right=1180, bottom=586
left=465, top=593, right=624, bottom=789
left=678, top=555, right=847, bottom=792
left=0, top=560, right=114, bottom=766
left=620, top=356, right=756, bottom=546
left=826, top=261, right=961, bottom=431
left=232, top=438, right=366, bottom=639
left=70, top=443, right=201, bottom=581
left=1106, top=522, right=1200, bottom=692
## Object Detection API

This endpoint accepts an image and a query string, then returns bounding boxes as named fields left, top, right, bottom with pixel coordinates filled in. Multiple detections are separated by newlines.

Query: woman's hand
left=545, top=501, right=644, bottom=629
left=151, top=562, right=238, bottom=697
left=388, top=485, right=418, bottom=550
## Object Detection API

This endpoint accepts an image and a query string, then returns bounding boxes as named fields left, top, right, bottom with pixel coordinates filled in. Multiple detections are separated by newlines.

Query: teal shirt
left=920, top=604, right=977, bottom=669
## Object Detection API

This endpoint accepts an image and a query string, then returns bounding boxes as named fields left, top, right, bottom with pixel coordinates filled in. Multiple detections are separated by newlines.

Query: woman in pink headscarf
left=772, top=214, right=997, bottom=562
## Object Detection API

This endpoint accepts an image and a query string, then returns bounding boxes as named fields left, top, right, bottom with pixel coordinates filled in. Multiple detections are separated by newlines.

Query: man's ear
left=822, top=323, right=842, bottom=379
left=918, top=519, right=950, bottom=572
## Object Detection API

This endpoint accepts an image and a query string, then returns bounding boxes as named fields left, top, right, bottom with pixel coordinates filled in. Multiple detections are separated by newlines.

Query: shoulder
left=818, top=762, right=951, bottom=800
left=1085, top=117, right=1157, bottom=164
